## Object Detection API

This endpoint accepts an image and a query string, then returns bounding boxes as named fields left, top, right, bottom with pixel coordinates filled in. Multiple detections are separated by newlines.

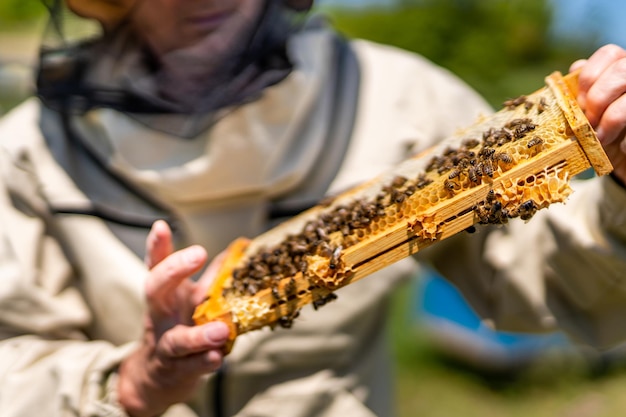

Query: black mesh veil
left=37, top=0, right=310, bottom=138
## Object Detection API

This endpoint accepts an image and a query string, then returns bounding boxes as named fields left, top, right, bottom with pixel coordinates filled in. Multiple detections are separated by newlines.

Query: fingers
left=146, top=245, right=208, bottom=315
left=158, top=322, right=230, bottom=357
left=570, top=58, right=587, bottom=73
left=577, top=44, right=626, bottom=95
left=599, top=138, right=626, bottom=186
left=595, top=95, right=626, bottom=146
left=118, top=321, right=230, bottom=417
left=576, top=44, right=626, bottom=126
left=155, top=322, right=230, bottom=374
left=145, top=220, right=174, bottom=269
left=584, top=61, right=626, bottom=132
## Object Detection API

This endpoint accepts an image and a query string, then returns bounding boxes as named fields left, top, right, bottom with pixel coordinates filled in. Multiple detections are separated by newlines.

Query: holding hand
left=571, top=44, right=626, bottom=185
left=118, top=220, right=230, bottom=417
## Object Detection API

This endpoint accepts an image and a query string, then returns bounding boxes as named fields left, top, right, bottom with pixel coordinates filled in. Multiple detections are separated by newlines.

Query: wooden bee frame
left=193, top=71, right=612, bottom=349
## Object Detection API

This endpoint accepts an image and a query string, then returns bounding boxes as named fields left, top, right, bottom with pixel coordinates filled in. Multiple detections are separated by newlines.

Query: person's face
left=128, top=0, right=265, bottom=57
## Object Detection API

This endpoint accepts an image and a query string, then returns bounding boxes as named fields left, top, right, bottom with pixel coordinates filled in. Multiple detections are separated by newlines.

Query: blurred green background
left=321, top=0, right=602, bottom=107
left=0, top=0, right=607, bottom=111
left=2, top=0, right=626, bottom=416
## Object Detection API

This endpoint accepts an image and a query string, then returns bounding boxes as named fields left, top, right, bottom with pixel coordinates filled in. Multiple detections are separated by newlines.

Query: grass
left=388, top=280, right=626, bottom=417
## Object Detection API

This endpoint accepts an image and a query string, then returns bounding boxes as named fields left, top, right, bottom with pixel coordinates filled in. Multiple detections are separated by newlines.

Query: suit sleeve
left=420, top=174, right=626, bottom=350
left=0, top=148, right=139, bottom=416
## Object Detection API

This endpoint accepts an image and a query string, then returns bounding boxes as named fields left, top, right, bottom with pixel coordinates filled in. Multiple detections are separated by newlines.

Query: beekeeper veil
left=37, top=0, right=314, bottom=137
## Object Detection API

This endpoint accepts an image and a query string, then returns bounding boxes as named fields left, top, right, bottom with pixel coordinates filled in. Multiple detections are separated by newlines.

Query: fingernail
left=183, top=246, right=205, bottom=266
left=205, top=323, right=229, bottom=343
left=595, top=127, right=606, bottom=144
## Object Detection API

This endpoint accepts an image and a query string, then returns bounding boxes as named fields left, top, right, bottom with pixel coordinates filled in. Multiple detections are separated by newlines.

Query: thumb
left=569, top=58, right=587, bottom=73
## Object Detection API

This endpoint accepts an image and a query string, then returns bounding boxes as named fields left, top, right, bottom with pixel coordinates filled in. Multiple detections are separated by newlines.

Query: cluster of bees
left=472, top=189, right=539, bottom=226
left=226, top=192, right=396, bottom=327
left=227, top=164, right=452, bottom=302
left=225, top=169, right=441, bottom=328
left=225, top=95, right=550, bottom=328
left=422, top=93, right=551, bottom=226
left=427, top=116, right=540, bottom=194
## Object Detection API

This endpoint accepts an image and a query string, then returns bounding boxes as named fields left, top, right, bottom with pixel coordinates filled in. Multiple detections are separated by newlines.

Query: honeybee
left=285, top=277, right=297, bottom=294
left=312, top=292, right=338, bottom=310
left=277, top=316, right=294, bottom=329
left=448, top=169, right=462, bottom=180
left=452, top=153, right=466, bottom=166
left=496, top=130, right=513, bottom=146
left=284, top=264, right=298, bottom=277
left=473, top=204, right=490, bottom=224
left=527, top=137, right=544, bottom=149
left=482, top=160, right=494, bottom=177
left=505, top=118, right=532, bottom=129
left=488, top=201, right=509, bottom=224
left=503, top=95, right=527, bottom=109
left=475, top=163, right=484, bottom=177
left=495, top=152, right=513, bottom=164
left=468, top=166, right=479, bottom=183
left=271, top=286, right=281, bottom=300
left=277, top=309, right=301, bottom=329
left=524, top=100, right=534, bottom=111
left=288, top=241, right=308, bottom=254
left=500, top=127, right=514, bottom=140
left=416, top=174, right=433, bottom=189
left=505, top=118, right=536, bottom=139
left=353, top=215, right=371, bottom=228
left=233, top=268, right=245, bottom=280
left=318, top=242, right=333, bottom=257
left=516, top=123, right=536, bottom=138
left=262, top=276, right=273, bottom=287
left=479, top=147, right=496, bottom=159
left=404, top=185, right=417, bottom=196
left=426, top=155, right=445, bottom=173
left=462, top=138, right=480, bottom=148
left=253, top=263, right=270, bottom=278
left=247, top=282, right=259, bottom=296
left=329, top=246, right=343, bottom=270
left=537, top=97, right=547, bottom=114
left=437, top=163, right=454, bottom=175
left=443, top=147, right=456, bottom=156
left=482, top=128, right=496, bottom=146
left=392, top=175, right=408, bottom=188
left=485, top=189, right=496, bottom=203
left=444, top=179, right=457, bottom=192
left=316, top=227, right=329, bottom=241
left=517, top=199, right=538, bottom=220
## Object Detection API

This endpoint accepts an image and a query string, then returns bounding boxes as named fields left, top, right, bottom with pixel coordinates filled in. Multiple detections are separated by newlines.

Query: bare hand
left=118, top=220, right=230, bottom=417
left=571, top=44, right=626, bottom=185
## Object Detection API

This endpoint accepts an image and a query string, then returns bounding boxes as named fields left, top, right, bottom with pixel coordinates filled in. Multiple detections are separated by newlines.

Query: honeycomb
left=193, top=71, right=612, bottom=340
